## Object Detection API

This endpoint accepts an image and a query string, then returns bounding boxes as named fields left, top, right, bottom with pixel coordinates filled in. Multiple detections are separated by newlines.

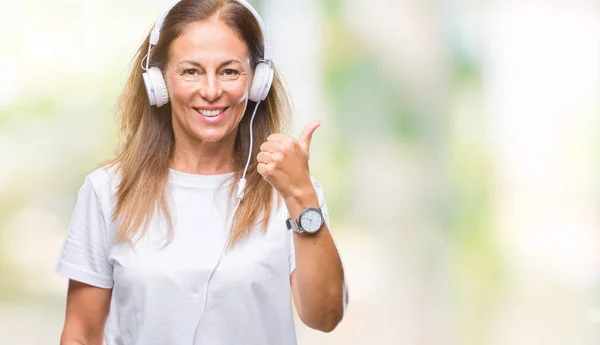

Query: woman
left=55, top=0, right=347, bottom=344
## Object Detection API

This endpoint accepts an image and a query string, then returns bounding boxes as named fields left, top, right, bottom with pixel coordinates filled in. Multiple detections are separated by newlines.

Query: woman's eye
left=183, top=69, right=198, bottom=76
left=222, top=69, right=240, bottom=78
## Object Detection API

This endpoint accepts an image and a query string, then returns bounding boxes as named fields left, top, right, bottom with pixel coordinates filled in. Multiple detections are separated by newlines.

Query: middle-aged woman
left=55, top=0, right=348, bottom=344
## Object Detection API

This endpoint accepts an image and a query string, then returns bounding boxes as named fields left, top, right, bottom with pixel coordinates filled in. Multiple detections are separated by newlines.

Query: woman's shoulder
left=83, top=163, right=121, bottom=199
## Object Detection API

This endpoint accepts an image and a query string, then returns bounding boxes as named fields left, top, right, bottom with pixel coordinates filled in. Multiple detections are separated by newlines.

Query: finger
left=267, top=133, right=288, bottom=143
left=257, top=162, right=267, bottom=177
left=298, top=121, right=320, bottom=152
left=257, top=162, right=274, bottom=177
left=260, top=141, right=282, bottom=153
left=256, top=151, right=273, bottom=164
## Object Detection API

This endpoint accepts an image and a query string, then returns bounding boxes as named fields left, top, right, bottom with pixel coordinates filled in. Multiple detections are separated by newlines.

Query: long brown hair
left=106, top=0, right=291, bottom=245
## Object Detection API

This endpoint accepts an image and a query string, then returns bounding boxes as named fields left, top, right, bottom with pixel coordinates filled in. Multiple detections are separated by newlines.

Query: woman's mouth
left=194, top=107, right=229, bottom=123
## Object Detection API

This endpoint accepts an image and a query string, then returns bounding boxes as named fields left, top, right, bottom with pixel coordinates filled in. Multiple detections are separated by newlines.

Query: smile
left=194, top=107, right=228, bottom=117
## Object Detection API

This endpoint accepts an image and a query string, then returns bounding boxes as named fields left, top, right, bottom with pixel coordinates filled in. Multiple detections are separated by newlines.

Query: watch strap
left=286, top=217, right=304, bottom=233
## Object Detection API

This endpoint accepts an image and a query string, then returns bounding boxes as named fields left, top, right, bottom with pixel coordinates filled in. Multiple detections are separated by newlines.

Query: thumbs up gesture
left=257, top=121, right=320, bottom=199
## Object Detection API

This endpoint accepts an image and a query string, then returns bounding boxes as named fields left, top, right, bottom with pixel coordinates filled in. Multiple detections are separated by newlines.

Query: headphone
left=141, top=0, right=275, bottom=107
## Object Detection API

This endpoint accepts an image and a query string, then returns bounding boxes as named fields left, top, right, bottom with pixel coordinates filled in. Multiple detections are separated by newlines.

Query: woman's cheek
left=169, top=77, right=197, bottom=100
left=224, top=75, right=250, bottom=101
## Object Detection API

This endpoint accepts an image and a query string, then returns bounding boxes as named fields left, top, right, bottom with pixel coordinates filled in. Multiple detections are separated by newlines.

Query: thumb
left=298, top=121, right=320, bottom=152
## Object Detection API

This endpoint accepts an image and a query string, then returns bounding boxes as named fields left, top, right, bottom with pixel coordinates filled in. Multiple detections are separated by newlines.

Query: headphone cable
left=191, top=99, right=261, bottom=344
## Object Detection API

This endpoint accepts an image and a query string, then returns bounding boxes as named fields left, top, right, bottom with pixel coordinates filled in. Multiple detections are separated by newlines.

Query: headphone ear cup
left=261, top=67, right=274, bottom=101
left=142, top=71, right=157, bottom=106
left=142, top=67, right=169, bottom=107
left=249, top=63, right=273, bottom=102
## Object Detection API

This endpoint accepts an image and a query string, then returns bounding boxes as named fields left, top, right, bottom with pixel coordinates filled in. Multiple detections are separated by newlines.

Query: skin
left=60, top=16, right=347, bottom=344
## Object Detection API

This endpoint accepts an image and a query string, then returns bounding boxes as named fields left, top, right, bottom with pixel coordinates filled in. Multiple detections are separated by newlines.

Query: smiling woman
left=54, top=0, right=347, bottom=345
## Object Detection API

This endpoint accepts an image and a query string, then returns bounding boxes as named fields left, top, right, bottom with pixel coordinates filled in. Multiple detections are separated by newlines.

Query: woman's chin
left=193, top=129, right=230, bottom=143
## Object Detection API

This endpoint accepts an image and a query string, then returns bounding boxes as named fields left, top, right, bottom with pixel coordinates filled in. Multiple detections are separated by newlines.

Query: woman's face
left=165, top=18, right=252, bottom=145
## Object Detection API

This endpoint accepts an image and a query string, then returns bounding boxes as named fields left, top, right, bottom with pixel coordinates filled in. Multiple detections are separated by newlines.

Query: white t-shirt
left=55, top=166, right=331, bottom=345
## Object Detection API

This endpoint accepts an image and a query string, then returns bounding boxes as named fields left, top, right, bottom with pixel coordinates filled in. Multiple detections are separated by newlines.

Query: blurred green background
left=1, top=0, right=599, bottom=344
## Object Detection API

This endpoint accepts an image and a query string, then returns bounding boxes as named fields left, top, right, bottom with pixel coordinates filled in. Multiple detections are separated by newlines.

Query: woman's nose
left=199, top=75, right=223, bottom=102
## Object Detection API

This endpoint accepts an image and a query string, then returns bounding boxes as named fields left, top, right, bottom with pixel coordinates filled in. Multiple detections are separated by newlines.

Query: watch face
left=300, top=208, right=323, bottom=233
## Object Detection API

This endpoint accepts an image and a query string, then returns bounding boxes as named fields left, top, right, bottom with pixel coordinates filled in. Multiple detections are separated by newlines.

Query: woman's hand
left=256, top=121, right=320, bottom=199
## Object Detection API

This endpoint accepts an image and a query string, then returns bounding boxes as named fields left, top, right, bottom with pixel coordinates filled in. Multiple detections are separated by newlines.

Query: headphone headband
left=149, top=0, right=271, bottom=60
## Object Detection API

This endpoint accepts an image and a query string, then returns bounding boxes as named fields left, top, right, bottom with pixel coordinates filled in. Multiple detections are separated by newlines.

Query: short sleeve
left=55, top=176, right=114, bottom=289
left=289, top=177, right=332, bottom=274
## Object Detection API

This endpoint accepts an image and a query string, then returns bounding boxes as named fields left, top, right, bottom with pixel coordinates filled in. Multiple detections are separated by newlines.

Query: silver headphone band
left=148, top=0, right=272, bottom=60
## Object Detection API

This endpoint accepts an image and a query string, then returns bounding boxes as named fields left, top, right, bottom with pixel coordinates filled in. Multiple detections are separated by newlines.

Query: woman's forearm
left=285, top=187, right=348, bottom=331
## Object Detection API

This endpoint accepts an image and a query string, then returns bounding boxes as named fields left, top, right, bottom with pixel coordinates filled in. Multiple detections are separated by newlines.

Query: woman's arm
left=60, top=280, right=112, bottom=345
left=255, top=122, right=348, bottom=331
left=286, top=187, right=348, bottom=332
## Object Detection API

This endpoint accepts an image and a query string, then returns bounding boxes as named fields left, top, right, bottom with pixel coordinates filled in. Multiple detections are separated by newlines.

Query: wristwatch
left=286, top=207, right=324, bottom=234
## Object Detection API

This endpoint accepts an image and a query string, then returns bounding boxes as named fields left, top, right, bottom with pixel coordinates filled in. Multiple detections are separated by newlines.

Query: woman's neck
left=170, top=136, right=236, bottom=175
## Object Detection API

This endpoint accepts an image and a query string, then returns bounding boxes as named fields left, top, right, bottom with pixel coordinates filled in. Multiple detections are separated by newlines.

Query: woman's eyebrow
left=178, top=59, right=243, bottom=68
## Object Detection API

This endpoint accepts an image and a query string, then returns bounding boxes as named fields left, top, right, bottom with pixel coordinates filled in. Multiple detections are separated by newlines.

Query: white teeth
left=197, top=108, right=225, bottom=117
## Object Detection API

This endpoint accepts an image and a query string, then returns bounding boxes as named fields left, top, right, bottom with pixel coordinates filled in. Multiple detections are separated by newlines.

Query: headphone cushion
left=261, top=67, right=274, bottom=101
left=147, top=67, right=169, bottom=107
left=249, top=63, right=272, bottom=102
left=142, top=71, right=157, bottom=106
